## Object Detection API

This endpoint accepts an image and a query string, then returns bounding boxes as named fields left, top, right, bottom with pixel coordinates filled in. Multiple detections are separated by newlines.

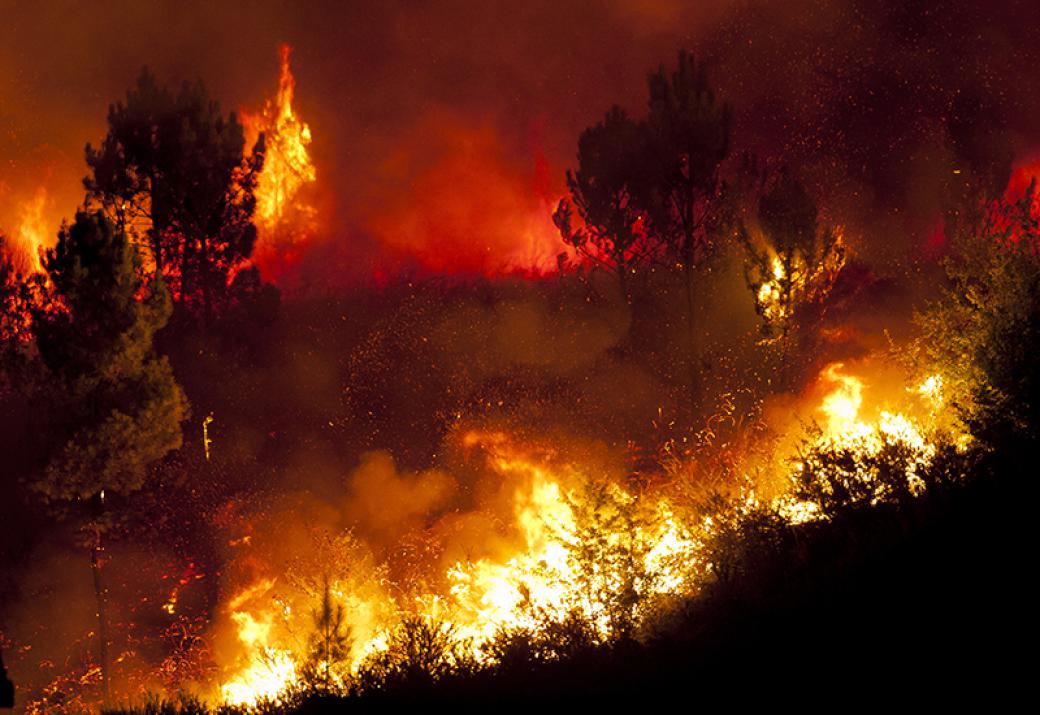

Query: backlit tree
left=741, top=172, right=845, bottom=377
left=31, top=211, right=188, bottom=705
left=85, top=69, right=264, bottom=326
left=553, top=106, right=653, bottom=302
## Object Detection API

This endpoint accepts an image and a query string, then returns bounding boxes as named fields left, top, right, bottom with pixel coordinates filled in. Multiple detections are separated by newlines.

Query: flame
left=212, top=375, right=962, bottom=707
left=756, top=255, right=788, bottom=324
left=243, top=43, right=318, bottom=279
left=13, top=186, right=49, bottom=274
left=220, top=647, right=296, bottom=707
left=15, top=357, right=970, bottom=710
left=213, top=430, right=702, bottom=705
left=768, top=363, right=964, bottom=524
left=817, top=362, right=864, bottom=436
left=239, top=46, right=574, bottom=284
left=219, top=578, right=297, bottom=705
left=445, top=432, right=701, bottom=649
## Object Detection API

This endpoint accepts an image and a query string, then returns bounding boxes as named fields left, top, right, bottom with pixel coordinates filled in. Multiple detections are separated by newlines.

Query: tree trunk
left=682, top=255, right=701, bottom=415
left=91, top=518, right=111, bottom=709
left=200, top=235, right=212, bottom=332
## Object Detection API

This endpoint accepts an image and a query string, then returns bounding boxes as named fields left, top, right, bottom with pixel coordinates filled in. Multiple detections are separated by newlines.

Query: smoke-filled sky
left=3, top=0, right=1040, bottom=281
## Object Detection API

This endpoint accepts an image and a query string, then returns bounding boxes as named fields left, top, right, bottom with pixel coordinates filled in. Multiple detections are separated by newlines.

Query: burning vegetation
left=1, top=2, right=1038, bottom=712
left=241, top=44, right=318, bottom=285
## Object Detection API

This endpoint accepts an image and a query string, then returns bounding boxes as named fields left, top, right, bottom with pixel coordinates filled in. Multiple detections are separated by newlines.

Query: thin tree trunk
left=682, top=257, right=700, bottom=414
left=322, top=577, right=332, bottom=692
left=91, top=519, right=111, bottom=709
left=200, top=235, right=212, bottom=332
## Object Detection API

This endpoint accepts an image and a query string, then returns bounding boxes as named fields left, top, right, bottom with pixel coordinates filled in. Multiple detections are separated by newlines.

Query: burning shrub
left=444, top=435, right=703, bottom=652
left=352, top=617, right=475, bottom=696
left=791, top=422, right=965, bottom=518
left=740, top=171, right=846, bottom=385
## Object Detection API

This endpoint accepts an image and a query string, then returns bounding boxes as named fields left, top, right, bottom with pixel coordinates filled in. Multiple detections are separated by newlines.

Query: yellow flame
left=916, top=374, right=944, bottom=409
left=220, top=648, right=296, bottom=707
left=210, top=368, right=962, bottom=706
left=14, top=187, right=48, bottom=274
left=246, top=44, right=317, bottom=237
left=756, top=255, right=788, bottom=323
left=215, top=431, right=702, bottom=704
left=817, top=362, right=864, bottom=435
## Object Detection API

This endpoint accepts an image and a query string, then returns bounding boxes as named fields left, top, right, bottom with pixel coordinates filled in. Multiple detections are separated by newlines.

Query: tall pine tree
left=31, top=211, right=187, bottom=705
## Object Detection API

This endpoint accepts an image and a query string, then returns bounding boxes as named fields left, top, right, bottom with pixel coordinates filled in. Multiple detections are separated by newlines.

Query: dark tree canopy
left=553, top=106, right=653, bottom=292
left=85, top=69, right=263, bottom=324
left=555, top=51, right=733, bottom=284
left=643, top=50, right=732, bottom=269
left=31, top=211, right=187, bottom=501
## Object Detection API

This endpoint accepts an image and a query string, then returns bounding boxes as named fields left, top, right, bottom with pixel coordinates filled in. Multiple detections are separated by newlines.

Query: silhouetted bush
left=351, top=616, right=476, bottom=697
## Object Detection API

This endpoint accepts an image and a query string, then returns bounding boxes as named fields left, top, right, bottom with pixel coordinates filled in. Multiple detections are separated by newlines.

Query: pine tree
left=85, top=69, right=264, bottom=326
left=553, top=106, right=654, bottom=301
left=740, top=172, right=845, bottom=382
left=643, top=51, right=732, bottom=407
left=303, top=576, right=352, bottom=693
left=30, top=211, right=188, bottom=705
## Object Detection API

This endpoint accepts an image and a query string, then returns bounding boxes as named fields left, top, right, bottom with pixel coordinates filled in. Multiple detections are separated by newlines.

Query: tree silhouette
left=643, top=50, right=732, bottom=405
left=553, top=106, right=653, bottom=301
left=643, top=51, right=732, bottom=270
left=302, top=577, right=353, bottom=694
left=85, top=69, right=264, bottom=326
left=740, top=172, right=845, bottom=380
left=30, top=211, right=188, bottom=705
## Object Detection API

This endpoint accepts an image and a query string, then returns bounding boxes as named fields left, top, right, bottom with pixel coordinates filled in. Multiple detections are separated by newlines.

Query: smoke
left=341, top=451, right=457, bottom=551
left=4, top=1, right=1039, bottom=283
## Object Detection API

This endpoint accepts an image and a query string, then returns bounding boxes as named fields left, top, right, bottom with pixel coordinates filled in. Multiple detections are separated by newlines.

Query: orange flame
left=817, top=362, right=864, bottom=437
left=13, top=186, right=49, bottom=274
left=212, top=430, right=701, bottom=705
left=243, top=44, right=318, bottom=275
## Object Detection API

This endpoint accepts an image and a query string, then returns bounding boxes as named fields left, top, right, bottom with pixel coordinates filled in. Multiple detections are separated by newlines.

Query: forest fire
left=210, top=428, right=703, bottom=705
left=198, top=367, right=956, bottom=707
left=12, top=188, right=48, bottom=275
left=2, top=2, right=1036, bottom=712
left=239, top=45, right=319, bottom=286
